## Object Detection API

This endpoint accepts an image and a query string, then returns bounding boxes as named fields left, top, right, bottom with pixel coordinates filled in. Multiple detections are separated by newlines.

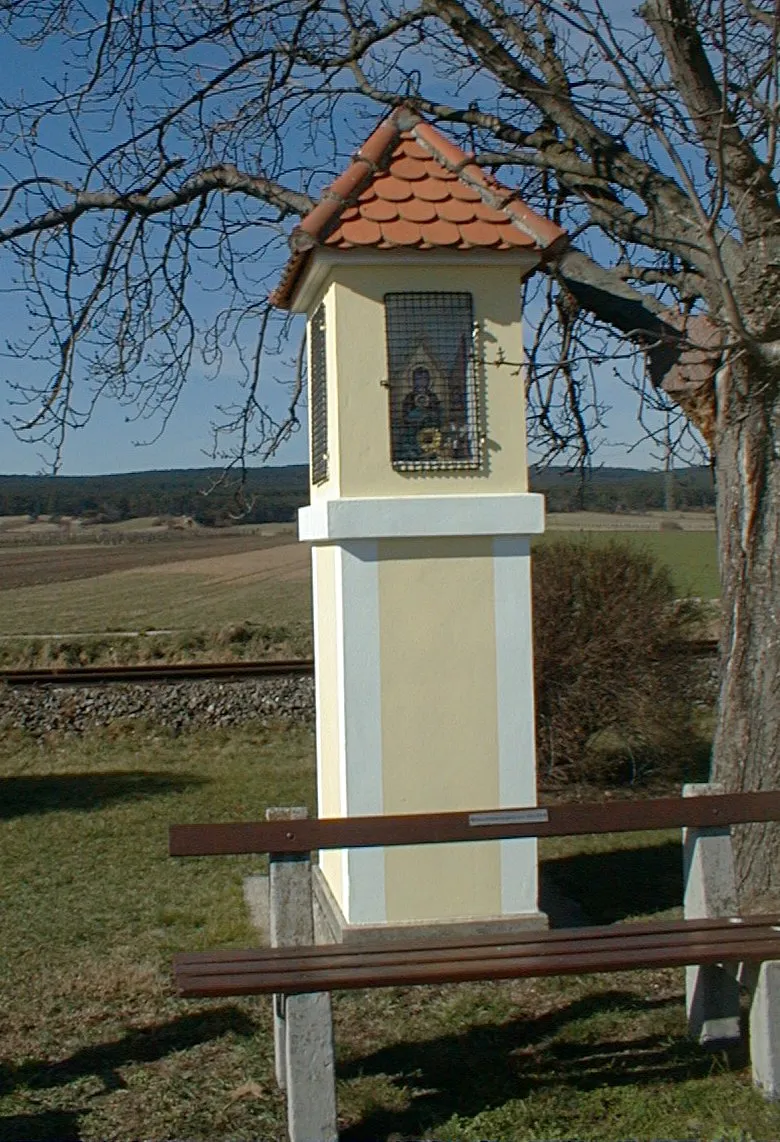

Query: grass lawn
left=535, top=530, right=720, bottom=600
left=2, top=721, right=778, bottom=1141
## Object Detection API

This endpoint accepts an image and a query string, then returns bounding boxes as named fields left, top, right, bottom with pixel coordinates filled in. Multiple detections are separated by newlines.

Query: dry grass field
left=0, top=539, right=312, bottom=638
left=0, top=533, right=300, bottom=592
left=0, top=513, right=718, bottom=650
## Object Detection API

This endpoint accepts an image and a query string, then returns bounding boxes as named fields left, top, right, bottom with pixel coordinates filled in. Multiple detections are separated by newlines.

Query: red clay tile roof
left=270, top=107, right=568, bottom=309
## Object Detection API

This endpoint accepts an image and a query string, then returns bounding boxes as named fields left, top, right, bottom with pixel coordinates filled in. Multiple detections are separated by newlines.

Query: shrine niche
left=384, top=291, right=480, bottom=471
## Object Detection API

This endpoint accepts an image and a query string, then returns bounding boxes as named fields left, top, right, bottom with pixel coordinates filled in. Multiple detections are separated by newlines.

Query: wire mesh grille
left=384, top=292, right=481, bottom=471
left=309, top=303, right=328, bottom=485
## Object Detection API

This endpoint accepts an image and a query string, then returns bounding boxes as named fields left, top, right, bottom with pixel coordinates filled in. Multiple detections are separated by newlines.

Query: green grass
left=0, top=721, right=315, bottom=1142
left=2, top=721, right=779, bottom=1140
left=536, top=529, right=720, bottom=599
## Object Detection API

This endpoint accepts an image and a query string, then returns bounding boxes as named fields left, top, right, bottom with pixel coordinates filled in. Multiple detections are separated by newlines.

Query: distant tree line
left=0, top=464, right=714, bottom=526
left=0, top=467, right=309, bottom=526
left=533, top=466, right=715, bottom=513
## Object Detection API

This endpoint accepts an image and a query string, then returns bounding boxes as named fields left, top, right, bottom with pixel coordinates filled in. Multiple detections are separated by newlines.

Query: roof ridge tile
left=270, top=107, right=567, bottom=308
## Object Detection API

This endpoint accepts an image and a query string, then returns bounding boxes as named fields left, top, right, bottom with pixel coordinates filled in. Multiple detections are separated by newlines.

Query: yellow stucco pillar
left=294, top=255, right=547, bottom=933
left=268, top=101, right=568, bottom=938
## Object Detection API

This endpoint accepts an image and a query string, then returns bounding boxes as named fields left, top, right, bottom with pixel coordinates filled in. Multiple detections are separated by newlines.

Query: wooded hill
left=0, top=464, right=714, bottom=525
left=533, top=465, right=715, bottom=514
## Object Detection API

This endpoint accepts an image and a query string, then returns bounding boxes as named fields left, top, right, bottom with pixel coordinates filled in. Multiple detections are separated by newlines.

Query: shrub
left=532, top=539, right=705, bottom=786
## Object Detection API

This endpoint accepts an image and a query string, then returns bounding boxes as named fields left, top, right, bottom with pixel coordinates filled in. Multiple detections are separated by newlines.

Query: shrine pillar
left=270, top=108, right=567, bottom=936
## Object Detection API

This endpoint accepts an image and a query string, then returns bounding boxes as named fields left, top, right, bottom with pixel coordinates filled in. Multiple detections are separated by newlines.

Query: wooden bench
left=170, top=787, right=780, bottom=1140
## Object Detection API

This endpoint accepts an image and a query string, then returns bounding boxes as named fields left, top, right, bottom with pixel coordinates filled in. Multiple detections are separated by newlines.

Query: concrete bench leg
left=682, top=783, right=741, bottom=1044
left=750, top=961, right=780, bottom=1100
left=268, top=807, right=338, bottom=1142
left=284, top=992, right=337, bottom=1140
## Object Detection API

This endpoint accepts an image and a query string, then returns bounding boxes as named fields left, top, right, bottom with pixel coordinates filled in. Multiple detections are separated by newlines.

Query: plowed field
left=0, top=533, right=298, bottom=591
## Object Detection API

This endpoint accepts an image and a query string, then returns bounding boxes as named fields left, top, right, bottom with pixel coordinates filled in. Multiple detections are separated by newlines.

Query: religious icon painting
left=384, top=292, right=482, bottom=471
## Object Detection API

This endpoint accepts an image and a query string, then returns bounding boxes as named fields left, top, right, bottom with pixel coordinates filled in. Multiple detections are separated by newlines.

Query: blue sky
left=0, top=15, right=691, bottom=478
left=0, top=337, right=675, bottom=476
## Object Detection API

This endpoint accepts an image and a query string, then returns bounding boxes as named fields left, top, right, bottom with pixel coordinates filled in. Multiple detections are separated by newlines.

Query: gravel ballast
left=1, top=663, right=716, bottom=738
left=0, top=676, right=315, bottom=735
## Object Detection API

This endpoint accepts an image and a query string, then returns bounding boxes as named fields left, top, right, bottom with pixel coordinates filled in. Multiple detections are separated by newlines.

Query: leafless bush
left=533, top=540, right=704, bottom=786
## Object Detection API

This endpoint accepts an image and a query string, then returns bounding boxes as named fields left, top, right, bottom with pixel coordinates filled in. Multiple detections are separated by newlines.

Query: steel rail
left=0, top=659, right=314, bottom=686
left=0, top=640, right=717, bottom=688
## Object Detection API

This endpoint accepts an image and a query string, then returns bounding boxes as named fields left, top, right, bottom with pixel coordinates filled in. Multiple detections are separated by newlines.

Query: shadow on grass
left=0, top=1007, right=256, bottom=1097
left=541, top=839, right=682, bottom=926
left=0, top=771, right=206, bottom=819
left=0, top=1109, right=84, bottom=1142
left=341, top=990, right=746, bottom=1142
left=676, top=733, right=715, bottom=786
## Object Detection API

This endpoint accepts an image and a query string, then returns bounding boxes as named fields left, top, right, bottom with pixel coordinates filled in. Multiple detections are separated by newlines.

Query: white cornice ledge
left=299, top=494, right=545, bottom=541
left=292, top=248, right=541, bottom=312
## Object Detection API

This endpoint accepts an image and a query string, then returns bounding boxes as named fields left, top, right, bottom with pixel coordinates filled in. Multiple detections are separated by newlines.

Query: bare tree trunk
left=711, top=355, right=780, bottom=906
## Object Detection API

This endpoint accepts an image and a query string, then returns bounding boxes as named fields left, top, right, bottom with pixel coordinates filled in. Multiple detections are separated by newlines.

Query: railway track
left=0, top=642, right=717, bottom=687
left=0, top=659, right=315, bottom=687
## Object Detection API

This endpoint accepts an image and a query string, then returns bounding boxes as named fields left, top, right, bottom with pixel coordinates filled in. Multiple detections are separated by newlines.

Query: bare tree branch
left=641, top=0, right=779, bottom=240
left=0, top=166, right=314, bottom=243
left=0, top=0, right=778, bottom=470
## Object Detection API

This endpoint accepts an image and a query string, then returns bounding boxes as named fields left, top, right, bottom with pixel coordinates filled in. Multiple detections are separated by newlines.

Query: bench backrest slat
left=169, top=790, right=780, bottom=857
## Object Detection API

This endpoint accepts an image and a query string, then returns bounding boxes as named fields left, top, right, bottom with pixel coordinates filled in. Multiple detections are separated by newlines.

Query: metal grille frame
left=309, top=303, right=329, bottom=485
left=384, top=291, right=482, bottom=473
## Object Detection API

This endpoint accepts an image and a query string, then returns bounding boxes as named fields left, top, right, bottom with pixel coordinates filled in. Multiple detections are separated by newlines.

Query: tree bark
left=711, top=354, right=780, bottom=906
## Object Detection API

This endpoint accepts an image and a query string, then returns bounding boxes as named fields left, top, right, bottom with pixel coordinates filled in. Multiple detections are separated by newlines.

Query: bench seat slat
left=175, top=917, right=780, bottom=974
left=174, top=913, right=780, bottom=969
left=174, top=917, right=780, bottom=998
left=175, top=928, right=780, bottom=998
left=176, top=926, right=777, bottom=984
